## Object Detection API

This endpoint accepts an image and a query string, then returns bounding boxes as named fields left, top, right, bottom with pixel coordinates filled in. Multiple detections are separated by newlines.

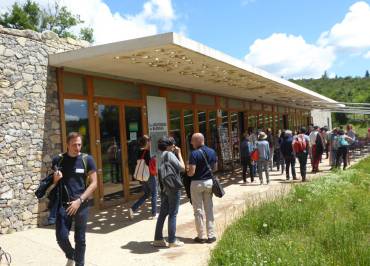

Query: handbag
left=160, top=152, right=183, bottom=191
left=149, top=157, right=157, bottom=176
left=199, top=148, right=225, bottom=198
left=251, top=149, right=259, bottom=161
left=133, top=150, right=150, bottom=182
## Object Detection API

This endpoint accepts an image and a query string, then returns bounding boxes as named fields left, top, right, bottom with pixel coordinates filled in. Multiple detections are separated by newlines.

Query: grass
left=209, top=157, right=370, bottom=266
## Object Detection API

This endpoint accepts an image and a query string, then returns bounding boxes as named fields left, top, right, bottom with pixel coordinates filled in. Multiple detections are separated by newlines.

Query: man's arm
left=81, top=171, right=98, bottom=201
left=187, top=164, right=196, bottom=177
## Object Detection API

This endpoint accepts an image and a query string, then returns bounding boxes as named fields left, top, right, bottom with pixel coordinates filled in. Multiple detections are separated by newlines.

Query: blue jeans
left=154, top=189, right=180, bottom=243
left=56, top=203, right=89, bottom=266
left=131, top=176, right=158, bottom=215
left=48, top=199, right=59, bottom=223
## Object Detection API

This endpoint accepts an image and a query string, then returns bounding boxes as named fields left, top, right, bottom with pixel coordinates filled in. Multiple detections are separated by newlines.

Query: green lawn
left=209, top=157, right=370, bottom=266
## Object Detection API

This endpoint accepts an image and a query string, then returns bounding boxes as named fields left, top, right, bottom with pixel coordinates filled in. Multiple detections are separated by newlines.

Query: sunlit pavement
left=0, top=156, right=365, bottom=266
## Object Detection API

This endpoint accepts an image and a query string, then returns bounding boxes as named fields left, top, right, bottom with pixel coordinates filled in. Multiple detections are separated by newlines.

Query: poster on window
left=147, top=96, right=168, bottom=159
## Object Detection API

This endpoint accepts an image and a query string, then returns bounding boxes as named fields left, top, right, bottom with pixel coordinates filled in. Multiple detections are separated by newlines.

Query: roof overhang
left=49, top=32, right=337, bottom=109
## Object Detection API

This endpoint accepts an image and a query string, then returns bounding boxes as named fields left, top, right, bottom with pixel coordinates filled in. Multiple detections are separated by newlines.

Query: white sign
left=147, top=96, right=168, bottom=157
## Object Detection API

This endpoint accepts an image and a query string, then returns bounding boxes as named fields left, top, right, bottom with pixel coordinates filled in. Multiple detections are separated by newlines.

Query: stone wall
left=0, top=26, right=89, bottom=234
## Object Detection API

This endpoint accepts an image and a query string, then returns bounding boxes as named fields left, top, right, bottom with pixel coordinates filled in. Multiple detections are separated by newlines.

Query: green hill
left=290, top=76, right=370, bottom=137
left=290, top=76, right=370, bottom=103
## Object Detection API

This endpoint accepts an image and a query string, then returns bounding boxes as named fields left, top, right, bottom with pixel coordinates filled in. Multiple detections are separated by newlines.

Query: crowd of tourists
left=36, top=124, right=359, bottom=266
left=240, top=124, right=358, bottom=185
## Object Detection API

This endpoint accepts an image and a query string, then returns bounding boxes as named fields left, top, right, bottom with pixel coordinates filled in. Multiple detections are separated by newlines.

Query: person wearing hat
left=153, top=136, right=185, bottom=248
left=256, top=132, right=270, bottom=185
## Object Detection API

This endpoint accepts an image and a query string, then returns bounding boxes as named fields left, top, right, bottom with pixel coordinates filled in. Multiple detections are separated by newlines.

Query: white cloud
left=244, top=33, right=336, bottom=79
left=318, top=1, right=370, bottom=52
left=364, top=51, right=370, bottom=59
left=0, top=0, right=177, bottom=44
left=241, top=0, right=257, bottom=6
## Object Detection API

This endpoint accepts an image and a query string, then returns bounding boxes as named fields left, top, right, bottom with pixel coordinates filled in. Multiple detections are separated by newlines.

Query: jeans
left=257, top=160, right=269, bottom=183
left=48, top=199, right=59, bottom=224
left=296, top=152, right=308, bottom=180
left=56, top=203, right=89, bottom=266
left=190, top=179, right=215, bottom=239
left=154, top=189, right=180, bottom=243
left=241, top=158, right=253, bottom=182
left=284, top=155, right=297, bottom=179
left=131, top=176, right=157, bottom=216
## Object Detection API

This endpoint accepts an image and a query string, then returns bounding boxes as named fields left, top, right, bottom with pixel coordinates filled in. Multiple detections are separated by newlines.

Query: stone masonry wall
left=0, top=26, right=89, bottom=233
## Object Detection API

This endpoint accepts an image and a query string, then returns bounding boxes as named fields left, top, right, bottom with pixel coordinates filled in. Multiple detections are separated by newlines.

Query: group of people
left=239, top=124, right=357, bottom=185
left=42, top=123, right=357, bottom=266
left=45, top=131, right=217, bottom=266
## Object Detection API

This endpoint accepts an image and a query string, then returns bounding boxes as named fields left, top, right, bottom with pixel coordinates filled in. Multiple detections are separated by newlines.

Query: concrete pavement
left=0, top=156, right=359, bottom=266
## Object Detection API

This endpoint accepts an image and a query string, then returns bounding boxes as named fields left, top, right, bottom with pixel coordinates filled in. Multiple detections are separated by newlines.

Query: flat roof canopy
left=50, top=32, right=337, bottom=109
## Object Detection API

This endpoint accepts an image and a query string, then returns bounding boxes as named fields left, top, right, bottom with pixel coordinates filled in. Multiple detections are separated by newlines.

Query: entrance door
left=96, top=103, right=124, bottom=205
left=95, top=103, right=145, bottom=206
left=124, top=106, right=144, bottom=198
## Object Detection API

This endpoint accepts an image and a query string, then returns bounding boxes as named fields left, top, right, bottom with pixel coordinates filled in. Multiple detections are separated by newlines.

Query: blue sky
left=2, top=0, right=370, bottom=79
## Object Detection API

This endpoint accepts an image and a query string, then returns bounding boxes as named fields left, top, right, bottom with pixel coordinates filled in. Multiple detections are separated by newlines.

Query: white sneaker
left=128, top=208, right=134, bottom=220
left=153, top=239, right=168, bottom=247
left=168, top=240, right=184, bottom=248
left=66, top=259, right=75, bottom=266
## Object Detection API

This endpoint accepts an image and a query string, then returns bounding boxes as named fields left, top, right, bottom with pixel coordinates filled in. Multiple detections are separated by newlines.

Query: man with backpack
left=51, top=132, right=97, bottom=266
left=335, top=129, right=353, bottom=170
left=293, top=127, right=310, bottom=182
left=280, top=130, right=297, bottom=180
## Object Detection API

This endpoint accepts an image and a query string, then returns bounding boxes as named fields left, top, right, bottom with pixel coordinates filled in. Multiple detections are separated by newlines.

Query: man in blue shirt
left=187, top=133, right=217, bottom=244
left=51, top=132, right=97, bottom=266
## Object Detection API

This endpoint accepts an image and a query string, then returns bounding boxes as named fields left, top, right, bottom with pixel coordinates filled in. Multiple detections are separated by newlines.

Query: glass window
left=220, top=98, right=227, bottom=108
left=248, top=114, right=258, bottom=131
left=146, top=86, right=160, bottom=96
left=230, top=112, right=240, bottom=160
left=198, top=110, right=207, bottom=143
left=168, top=91, right=192, bottom=103
left=264, top=105, right=273, bottom=112
left=251, top=103, right=262, bottom=111
left=228, top=99, right=243, bottom=109
left=169, top=110, right=182, bottom=149
left=196, top=95, right=215, bottom=106
left=209, top=111, right=217, bottom=151
left=278, top=106, right=286, bottom=113
left=64, top=99, right=90, bottom=153
left=64, top=75, right=87, bottom=95
left=94, top=79, right=141, bottom=100
left=184, top=110, right=194, bottom=156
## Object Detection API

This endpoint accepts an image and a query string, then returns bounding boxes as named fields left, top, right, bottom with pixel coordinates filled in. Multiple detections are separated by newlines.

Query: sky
left=1, top=0, right=370, bottom=79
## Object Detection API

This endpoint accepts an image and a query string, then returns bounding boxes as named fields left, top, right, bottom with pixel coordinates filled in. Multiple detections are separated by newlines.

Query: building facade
left=0, top=29, right=335, bottom=233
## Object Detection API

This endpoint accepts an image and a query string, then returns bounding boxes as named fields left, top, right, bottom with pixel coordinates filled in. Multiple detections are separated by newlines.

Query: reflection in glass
left=98, top=104, right=123, bottom=201
left=184, top=110, right=194, bottom=157
left=248, top=114, right=257, bottom=131
left=64, top=99, right=90, bottom=153
left=198, top=111, right=207, bottom=144
left=169, top=110, right=182, bottom=149
left=125, top=106, right=143, bottom=196
left=209, top=111, right=217, bottom=151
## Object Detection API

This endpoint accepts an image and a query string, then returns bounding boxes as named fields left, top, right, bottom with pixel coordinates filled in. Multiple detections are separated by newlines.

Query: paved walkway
left=0, top=156, right=363, bottom=266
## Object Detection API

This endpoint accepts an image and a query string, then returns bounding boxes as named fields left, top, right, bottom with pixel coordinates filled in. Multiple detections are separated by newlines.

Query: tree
left=321, top=71, right=328, bottom=79
left=365, top=70, right=370, bottom=79
left=0, top=0, right=94, bottom=43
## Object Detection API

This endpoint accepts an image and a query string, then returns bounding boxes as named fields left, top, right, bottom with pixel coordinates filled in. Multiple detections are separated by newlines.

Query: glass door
left=124, top=106, right=144, bottom=197
left=96, top=104, right=124, bottom=203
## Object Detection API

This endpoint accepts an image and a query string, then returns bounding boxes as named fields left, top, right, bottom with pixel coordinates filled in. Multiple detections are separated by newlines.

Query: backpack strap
left=80, top=153, right=89, bottom=187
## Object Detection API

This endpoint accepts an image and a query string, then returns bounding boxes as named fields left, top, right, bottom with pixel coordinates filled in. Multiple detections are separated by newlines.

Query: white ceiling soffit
left=49, top=32, right=337, bottom=109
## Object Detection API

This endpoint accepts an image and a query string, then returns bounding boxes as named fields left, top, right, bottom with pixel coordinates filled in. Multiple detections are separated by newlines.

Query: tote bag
left=133, top=150, right=150, bottom=182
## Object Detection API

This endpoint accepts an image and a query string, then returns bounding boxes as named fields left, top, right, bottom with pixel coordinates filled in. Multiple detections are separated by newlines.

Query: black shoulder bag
left=199, top=148, right=225, bottom=198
